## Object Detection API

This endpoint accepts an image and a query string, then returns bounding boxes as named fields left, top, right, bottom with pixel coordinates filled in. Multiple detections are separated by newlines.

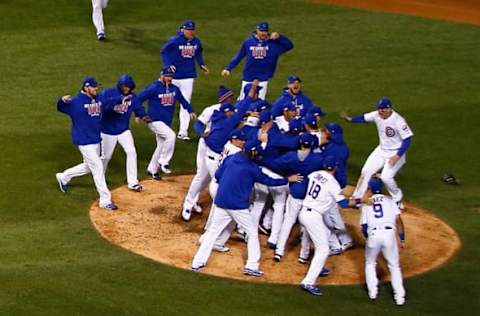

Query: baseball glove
left=442, top=173, right=459, bottom=185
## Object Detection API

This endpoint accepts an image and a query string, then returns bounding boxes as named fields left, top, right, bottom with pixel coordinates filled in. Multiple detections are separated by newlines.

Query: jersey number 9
left=373, top=203, right=384, bottom=218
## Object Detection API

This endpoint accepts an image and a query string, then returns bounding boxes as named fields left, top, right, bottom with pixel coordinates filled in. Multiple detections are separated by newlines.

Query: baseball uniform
left=91, top=0, right=108, bottom=40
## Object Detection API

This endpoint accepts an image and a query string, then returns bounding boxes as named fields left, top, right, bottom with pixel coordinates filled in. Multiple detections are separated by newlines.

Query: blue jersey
left=137, top=80, right=193, bottom=127
left=320, top=136, right=349, bottom=188
left=270, top=150, right=324, bottom=199
left=161, top=31, right=205, bottom=79
left=258, top=125, right=299, bottom=170
left=57, top=91, right=114, bottom=146
left=214, top=153, right=288, bottom=210
left=225, top=34, right=293, bottom=81
left=272, top=89, right=314, bottom=117
left=100, top=87, right=147, bottom=136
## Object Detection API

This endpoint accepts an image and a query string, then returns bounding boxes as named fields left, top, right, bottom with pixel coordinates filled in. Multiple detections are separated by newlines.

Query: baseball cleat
left=191, top=264, right=205, bottom=272
left=97, top=33, right=106, bottom=41
left=160, top=164, right=172, bottom=174
left=319, top=267, right=330, bottom=277
left=193, top=204, right=203, bottom=214
left=181, top=208, right=192, bottom=221
left=177, top=134, right=191, bottom=141
left=273, top=254, right=282, bottom=262
left=243, top=268, right=264, bottom=277
left=213, top=244, right=230, bottom=253
left=147, top=171, right=162, bottom=181
left=102, top=203, right=118, bottom=211
left=267, top=242, right=277, bottom=250
left=258, top=224, right=271, bottom=236
left=129, top=184, right=143, bottom=192
left=298, top=256, right=309, bottom=264
left=300, top=284, right=322, bottom=296
left=55, top=173, right=68, bottom=193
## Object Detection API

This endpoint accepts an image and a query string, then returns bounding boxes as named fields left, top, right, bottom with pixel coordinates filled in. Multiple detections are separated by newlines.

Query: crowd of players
left=56, top=20, right=412, bottom=305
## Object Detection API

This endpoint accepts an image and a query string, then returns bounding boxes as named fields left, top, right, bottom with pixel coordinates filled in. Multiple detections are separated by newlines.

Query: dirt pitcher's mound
left=90, top=175, right=460, bottom=285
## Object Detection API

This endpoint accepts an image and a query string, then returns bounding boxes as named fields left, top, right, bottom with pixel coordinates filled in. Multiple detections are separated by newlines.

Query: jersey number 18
left=307, top=181, right=322, bottom=199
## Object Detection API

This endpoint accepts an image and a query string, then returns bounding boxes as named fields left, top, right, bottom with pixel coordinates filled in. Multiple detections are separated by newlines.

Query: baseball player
left=221, top=22, right=294, bottom=100
left=274, top=101, right=298, bottom=133
left=91, top=0, right=108, bottom=40
left=191, top=142, right=302, bottom=276
left=55, top=76, right=117, bottom=210
left=181, top=86, right=235, bottom=221
left=298, top=156, right=357, bottom=296
left=137, top=66, right=197, bottom=179
left=271, top=75, right=315, bottom=118
left=99, top=74, right=151, bottom=192
left=360, top=178, right=406, bottom=305
left=341, top=98, right=413, bottom=209
left=161, top=20, right=209, bottom=140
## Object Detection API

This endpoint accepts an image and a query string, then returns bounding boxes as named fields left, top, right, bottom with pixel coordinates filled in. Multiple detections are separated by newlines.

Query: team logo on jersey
left=158, top=92, right=175, bottom=106
left=113, top=100, right=130, bottom=114
left=385, top=126, right=396, bottom=137
left=250, top=45, right=269, bottom=59
left=84, top=102, right=101, bottom=117
left=179, top=44, right=197, bottom=58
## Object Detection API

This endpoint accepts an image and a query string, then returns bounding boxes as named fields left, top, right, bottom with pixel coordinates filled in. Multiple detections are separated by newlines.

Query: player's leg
left=299, top=226, right=311, bottom=261
left=299, top=208, right=330, bottom=286
left=382, top=230, right=406, bottom=304
left=156, top=122, right=176, bottom=171
left=117, top=130, right=140, bottom=189
left=183, top=138, right=211, bottom=213
left=267, top=184, right=288, bottom=246
left=214, top=220, right=236, bottom=249
left=192, top=205, right=232, bottom=269
left=79, top=144, right=112, bottom=207
left=325, top=206, right=353, bottom=250
left=250, top=183, right=269, bottom=228
left=352, top=146, right=386, bottom=201
left=229, top=209, right=261, bottom=271
left=380, top=154, right=406, bottom=204
left=365, top=235, right=382, bottom=299
left=91, top=0, right=105, bottom=38
left=147, top=122, right=164, bottom=174
left=237, top=80, right=250, bottom=101
left=100, top=132, right=117, bottom=175
left=257, top=81, right=269, bottom=100
left=275, top=196, right=303, bottom=257
left=173, top=79, right=194, bottom=139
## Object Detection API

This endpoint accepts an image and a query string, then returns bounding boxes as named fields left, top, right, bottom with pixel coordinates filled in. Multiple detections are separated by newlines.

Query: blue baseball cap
left=83, top=76, right=98, bottom=88
left=229, top=129, right=247, bottom=141
left=368, top=178, right=383, bottom=194
left=117, top=74, right=136, bottom=90
left=282, top=101, right=297, bottom=112
left=323, top=155, right=338, bottom=171
left=243, top=83, right=263, bottom=96
left=245, top=140, right=259, bottom=153
left=161, top=66, right=174, bottom=77
left=304, top=113, right=318, bottom=128
left=377, top=97, right=392, bottom=109
left=289, top=117, right=305, bottom=134
left=308, top=106, right=327, bottom=117
left=260, top=110, right=273, bottom=125
left=288, top=75, right=302, bottom=84
left=182, top=20, right=196, bottom=30
left=220, top=103, right=235, bottom=113
left=256, top=22, right=269, bottom=32
left=248, top=100, right=269, bottom=113
left=299, top=133, right=314, bottom=148
left=325, top=123, right=343, bottom=135
left=218, top=85, right=234, bottom=103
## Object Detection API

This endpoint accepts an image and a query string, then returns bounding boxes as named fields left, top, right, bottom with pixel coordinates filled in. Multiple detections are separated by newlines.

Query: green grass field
left=1, top=0, right=479, bottom=314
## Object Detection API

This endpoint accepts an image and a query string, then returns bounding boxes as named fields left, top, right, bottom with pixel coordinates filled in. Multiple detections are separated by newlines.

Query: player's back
left=361, top=194, right=399, bottom=228
left=303, top=170, right=341, bottom=214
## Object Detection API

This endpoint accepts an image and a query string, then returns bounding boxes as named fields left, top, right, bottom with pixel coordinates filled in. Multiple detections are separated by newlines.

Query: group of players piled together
left=56, top=21, right=412, bottom=305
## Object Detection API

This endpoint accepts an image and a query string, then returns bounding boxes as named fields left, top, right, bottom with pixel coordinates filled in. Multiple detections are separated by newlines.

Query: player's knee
left=380, top=173, right=394, bottom=184
left=125, top=149, right=137, bottom=158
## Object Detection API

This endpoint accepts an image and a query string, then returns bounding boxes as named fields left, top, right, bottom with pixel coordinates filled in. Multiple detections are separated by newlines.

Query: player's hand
left=259, top=131, right=268, bottom=143
left=252, top=79, right=260, bottom=87
left=134, top=117, right=142, bottom=124
left=142, top=115, right=152, bottom=124
left=62, top=95, right=72, bottom=103
left=200, top=65, right=209, bottom=74
left=169, top=65, right=176, bottom=72
left=122, top=94, right=133, bottom=103
left=340, top=111, right=351, bottom=122
left=190, top=112, right=197, bottom=120
left=389, top=155, right=400, bottom=166
left=270, top=32, right=280, bottom=40
left=221, top=69, right=230, bottom=77
left=287, top=174, right=303, bottom=183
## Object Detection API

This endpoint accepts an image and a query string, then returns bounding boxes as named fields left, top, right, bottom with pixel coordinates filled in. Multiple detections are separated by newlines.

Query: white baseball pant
left=183, top=137, right=210, bottom=210
left=57, top=143, right=112, bottom=207
left=238, top=80, right=268, bottom=100
left=298, top=207, right=330, bottom=285
left=353, top=146, right=406, bottom=202
left=192, top=206, right=261, bottom=270
left=101, top=130, right=140, bottom=189
left=172, top=78, right=194, bottom=136
left=91, top=0, right=108, bottom=36
left=365, top=227, right=405, bottom=302
left=147, top=121, right=176, bottom=173
left=275, top=195, right=303, bottom=256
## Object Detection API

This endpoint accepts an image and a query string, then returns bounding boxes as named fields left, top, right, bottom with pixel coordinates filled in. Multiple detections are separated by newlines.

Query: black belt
left=208, top=155, right=215, bottom=160
left=372, top=226, right=392, bottom=230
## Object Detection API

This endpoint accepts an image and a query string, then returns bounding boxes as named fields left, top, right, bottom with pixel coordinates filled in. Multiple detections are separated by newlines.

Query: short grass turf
left=0, top=0, right=479, bottom=315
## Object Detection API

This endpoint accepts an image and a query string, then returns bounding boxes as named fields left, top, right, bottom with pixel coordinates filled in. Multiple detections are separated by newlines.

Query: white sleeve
left=363, top=111, right=377, bottom=123
left=197, top=104, right=218, bottom=125
left=396, top=116, right=414, bottom=140
left=331, top=181, right=345, bottom=202
left=392, top=200, right=401, bottom=216
left=360, top=206, right=368, bottom=225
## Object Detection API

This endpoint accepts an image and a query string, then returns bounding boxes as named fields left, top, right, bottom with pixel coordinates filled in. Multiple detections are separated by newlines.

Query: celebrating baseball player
left=272, top=75, right=315, bottom=118
left=191, top=141, right=302, bottom=277
left=137, top=66, right=197, bottom=179
left=298, top=156, right=357, bottom=296
left=161, top=20, right=209, bottom=140
left=341, top=98, right=413, bottom=209
left=221, top=22, right=294, bottom=100
left=55, top=76, right=117, bottom=210
left=360, top=178, right=406, bottom=305
left=99, top=74, right=151, bottom=192
left=91, top=0, right=108, bottom=40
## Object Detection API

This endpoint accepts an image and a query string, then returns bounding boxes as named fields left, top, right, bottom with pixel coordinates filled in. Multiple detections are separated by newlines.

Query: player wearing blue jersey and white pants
left=55, top=77, right=117, bottom=210
left=360, top=178, right=406, bottom=305
left=138, top=66, right=196, bottom=178
left=341, top=98, right=413, bottom=209
left=91, top=0, right=108, bottom=40
left=221, top=22, right=293, bottom=100
left=298, top=156, right=357, bottom=296
left=161, top=20, right=209, bottom=140
left=100, top=74, right=151, bottom=192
